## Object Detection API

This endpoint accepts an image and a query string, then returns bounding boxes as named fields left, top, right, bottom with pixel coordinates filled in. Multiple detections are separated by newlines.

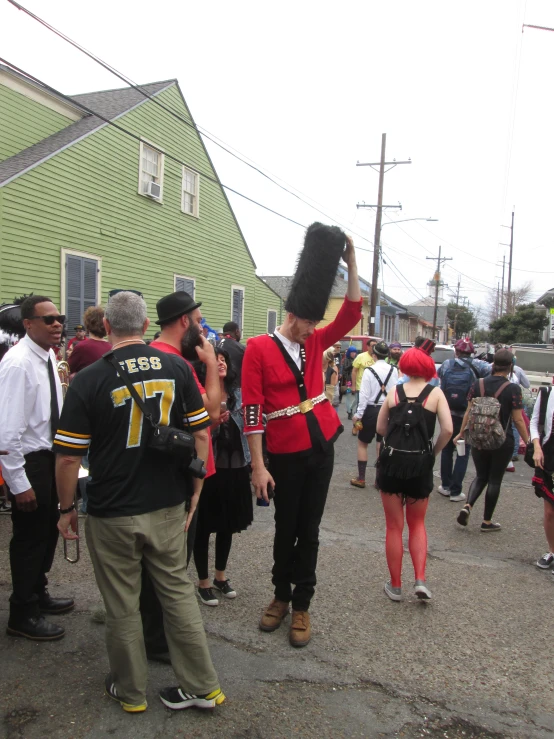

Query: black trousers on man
left=268, top=446, right=335, bottom=612
left=9, top=450, right=60, bottom=621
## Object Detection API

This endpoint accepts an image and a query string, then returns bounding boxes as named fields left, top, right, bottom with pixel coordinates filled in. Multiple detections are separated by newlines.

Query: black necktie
left=47, top=356, right=60, bottom=443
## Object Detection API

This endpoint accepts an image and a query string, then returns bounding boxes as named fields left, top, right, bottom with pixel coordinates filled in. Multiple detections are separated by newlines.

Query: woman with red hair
left=376, top=347, right=453, bottom=601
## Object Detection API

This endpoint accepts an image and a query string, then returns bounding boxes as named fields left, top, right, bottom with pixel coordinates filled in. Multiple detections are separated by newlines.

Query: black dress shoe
left=7, top=615, right=65, bottom=641
left=38, top=590, right=75, bottom=615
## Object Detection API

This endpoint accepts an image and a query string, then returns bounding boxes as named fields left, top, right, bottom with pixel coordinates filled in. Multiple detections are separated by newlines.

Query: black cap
left=74, top=324, right=84, bottom=331
left=373, top=341, right=389, bottom=359
left=155, top=291, right=202, bottom=325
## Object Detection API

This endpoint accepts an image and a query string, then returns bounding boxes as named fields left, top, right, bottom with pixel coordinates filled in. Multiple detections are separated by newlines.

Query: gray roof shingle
left=0, top=77, right=175, bottom=187
left=260, top=275, right=371, bottom=302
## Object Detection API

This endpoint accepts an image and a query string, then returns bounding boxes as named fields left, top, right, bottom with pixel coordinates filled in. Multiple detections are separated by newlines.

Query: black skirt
left=196, top=466, right=254, bottom=534
left=376, top=468, right=434, bottom=501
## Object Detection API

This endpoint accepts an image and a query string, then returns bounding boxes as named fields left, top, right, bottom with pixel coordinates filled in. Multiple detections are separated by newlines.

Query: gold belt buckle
left=298, top=398, right=314, bottom=414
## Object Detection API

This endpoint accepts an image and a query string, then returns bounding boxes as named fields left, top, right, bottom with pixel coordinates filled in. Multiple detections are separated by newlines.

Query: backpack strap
left=478, top=378, right=485, bottom=398
left=368, top=366, right=394, bottom=404
left=416, top=383, right=435, bottom=406
left=396, top=383, right=407, bottom=403
left=493, top=381, right=511, bottom=399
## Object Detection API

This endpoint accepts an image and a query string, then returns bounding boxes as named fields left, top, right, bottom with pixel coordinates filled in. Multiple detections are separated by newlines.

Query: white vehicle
left=432, top=344, right=455, bottom=372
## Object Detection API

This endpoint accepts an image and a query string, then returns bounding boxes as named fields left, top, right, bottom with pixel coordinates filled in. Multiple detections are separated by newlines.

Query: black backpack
left=378, top=384, right=435, bottom=480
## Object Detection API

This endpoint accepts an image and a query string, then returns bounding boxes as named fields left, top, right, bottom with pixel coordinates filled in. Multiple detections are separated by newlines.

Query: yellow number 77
left=111, top=379, right=176, bottom=448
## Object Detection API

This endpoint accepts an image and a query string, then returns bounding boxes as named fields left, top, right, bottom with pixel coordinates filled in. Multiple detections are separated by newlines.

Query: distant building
left=408, top=272, right=448, bottom=343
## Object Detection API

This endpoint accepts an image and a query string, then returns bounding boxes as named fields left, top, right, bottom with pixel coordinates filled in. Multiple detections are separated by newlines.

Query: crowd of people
left=0, top=222, right=551, bottom=716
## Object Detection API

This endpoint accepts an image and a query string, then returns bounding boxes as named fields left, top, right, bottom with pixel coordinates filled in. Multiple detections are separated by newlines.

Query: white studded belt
left=266, top=393, right=327, bottom=421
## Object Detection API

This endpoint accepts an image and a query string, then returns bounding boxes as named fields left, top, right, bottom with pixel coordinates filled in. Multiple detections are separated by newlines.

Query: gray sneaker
left=384, top=581, right=402, bottom=601
left=449, top=492, right=466, bottom=502
left=414, top=580, right=432, bottom=600
left=536, top=552, right=554, bottom=569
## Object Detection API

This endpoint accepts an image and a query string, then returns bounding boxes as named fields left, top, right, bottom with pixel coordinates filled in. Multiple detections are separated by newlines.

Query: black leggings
left=193, top=526, right=233, bottom=582
left=467, top=440, right=513, bottom=520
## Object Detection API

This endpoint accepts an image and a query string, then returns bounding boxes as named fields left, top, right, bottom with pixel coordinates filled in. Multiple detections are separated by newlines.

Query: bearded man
left=242, top=223, right=361, bottom=648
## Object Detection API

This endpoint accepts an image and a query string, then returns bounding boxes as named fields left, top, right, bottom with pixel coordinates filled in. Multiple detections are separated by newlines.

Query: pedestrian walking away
left=438, top=339, right=491, bottom=502
left=242, top=223, right=362, bottom=648
left=454, top=349, right=529, bottom=533
left=530, top=385, right=554, bottom=571
left=342, top=346, right=359, bottom=419
left=376, top=347, right=453, bottom=602
left=350, top=341, right=398, bottom=489
left=54, top=291, right=224, bottom=713
left=350, top=339, right=377, bottom=434
left=0, top=296, right=74, bottom=641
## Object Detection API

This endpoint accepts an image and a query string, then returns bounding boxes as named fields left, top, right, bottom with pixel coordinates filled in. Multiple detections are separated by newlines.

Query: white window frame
left=174, top=274, right=196, bottom=298
left=138, top=140, right=165, bottom=202
left=60, top=247, right=102, bottom=319
left=267, top=309, right=277, bottom=334
left=231, top=285, right=245, bottom=331
left=181, top=166, right=200, bottom=218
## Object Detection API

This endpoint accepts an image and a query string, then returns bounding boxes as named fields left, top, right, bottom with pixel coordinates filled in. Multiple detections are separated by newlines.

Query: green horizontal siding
left=0, top=84, right=74, bottom=161
left=0, top=84, right=279, bottom=337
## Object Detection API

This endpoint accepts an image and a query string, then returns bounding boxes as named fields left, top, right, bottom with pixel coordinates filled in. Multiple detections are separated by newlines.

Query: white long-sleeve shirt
left=356, top=359, right=398, bottom=418
left=530, top=387, right=554, bottom=445
left=508, top=365, right=530, bottom=389
left=0, top=335, right=63, bottom=494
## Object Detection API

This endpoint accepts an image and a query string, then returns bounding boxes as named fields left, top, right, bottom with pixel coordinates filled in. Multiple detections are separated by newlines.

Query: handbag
left=524, top=387, right=552, bottom=469
left=105, top=352, right=205, bottom=477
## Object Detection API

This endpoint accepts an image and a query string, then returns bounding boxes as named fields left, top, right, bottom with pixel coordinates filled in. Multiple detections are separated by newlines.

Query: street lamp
left=380, top=217, right=438, bottom=228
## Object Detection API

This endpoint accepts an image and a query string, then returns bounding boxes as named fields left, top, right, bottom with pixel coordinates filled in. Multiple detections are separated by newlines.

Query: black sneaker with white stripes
left=536, top=552, right=554, bottom=569
left=212, top=579, right=236, bottom=599
left=197, top=587, right=218, bottom=606
left=159, top=686, right=225, bottom=710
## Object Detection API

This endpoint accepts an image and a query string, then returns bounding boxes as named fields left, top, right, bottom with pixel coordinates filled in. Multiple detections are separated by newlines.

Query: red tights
left=380, top=493, right=429, bottom=588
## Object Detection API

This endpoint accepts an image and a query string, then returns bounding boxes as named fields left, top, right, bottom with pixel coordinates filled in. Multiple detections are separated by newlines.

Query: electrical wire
left=5, top=0, right=377, bottom=249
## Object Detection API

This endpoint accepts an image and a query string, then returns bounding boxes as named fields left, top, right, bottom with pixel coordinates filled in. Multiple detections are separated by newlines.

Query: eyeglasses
left=29, top=314, right=66, bottom=325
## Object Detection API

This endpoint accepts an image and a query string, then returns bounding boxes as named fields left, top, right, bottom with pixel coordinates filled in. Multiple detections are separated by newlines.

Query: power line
left=5, top=0, right=377, bottom=249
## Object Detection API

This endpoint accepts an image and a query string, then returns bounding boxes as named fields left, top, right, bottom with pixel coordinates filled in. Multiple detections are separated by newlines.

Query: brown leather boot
left=259, top=598, right=289, bottom=632
left=289, top=610, right=311, bottom=647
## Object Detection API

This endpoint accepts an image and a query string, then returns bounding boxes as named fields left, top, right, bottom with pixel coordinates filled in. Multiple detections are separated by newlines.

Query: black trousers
left=468, top=439, right=513, bottom=520
left=268, top=446, right=335, bottom=612
left=140, top=507, right=197, bottom=655
left=9, top=450, right=60, bottom=620
left=194, top=528, right=233, bottom=581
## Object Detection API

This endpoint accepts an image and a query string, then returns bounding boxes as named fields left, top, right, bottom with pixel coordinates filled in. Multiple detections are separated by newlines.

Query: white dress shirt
left=356, top=359, right=399, bottom=417
left=273, top=329, right=301, bottom=369
left=530, top=387, right=554, bottom=445
left=0, top=335, right=63, bottom=494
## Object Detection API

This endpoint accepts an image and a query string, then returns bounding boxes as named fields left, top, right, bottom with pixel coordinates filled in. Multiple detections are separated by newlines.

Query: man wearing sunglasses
left=0, top=295, right=74, bottom=641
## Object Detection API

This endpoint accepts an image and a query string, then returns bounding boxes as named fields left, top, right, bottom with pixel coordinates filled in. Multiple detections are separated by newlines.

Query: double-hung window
left=63, top=251, right=100, bottom=336
left=182, top=166, right=199, bottom=217
left=139, top=141, right=164, bottom=200
left=267, top=309, right=277, bottom=334
left=175, top=275, right=195, bottom=297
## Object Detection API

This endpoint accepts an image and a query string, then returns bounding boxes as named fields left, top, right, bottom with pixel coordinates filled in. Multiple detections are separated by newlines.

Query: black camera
left=148, top=425, right=205, bottom=478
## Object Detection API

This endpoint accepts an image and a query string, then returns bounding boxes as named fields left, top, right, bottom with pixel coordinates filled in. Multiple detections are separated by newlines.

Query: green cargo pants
left=86, top=502, right=219, bottom=705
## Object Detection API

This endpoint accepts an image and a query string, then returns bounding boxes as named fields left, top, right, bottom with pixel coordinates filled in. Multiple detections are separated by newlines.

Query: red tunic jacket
left=242, top=297, right=362, bottom=455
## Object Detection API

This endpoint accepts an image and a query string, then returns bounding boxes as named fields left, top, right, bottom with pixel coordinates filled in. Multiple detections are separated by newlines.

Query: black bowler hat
left=155, top=291, right=202, bottom=325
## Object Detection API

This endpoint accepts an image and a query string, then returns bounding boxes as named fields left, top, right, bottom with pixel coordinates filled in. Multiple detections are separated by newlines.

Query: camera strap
left=105, top=352, right=158, bottom=429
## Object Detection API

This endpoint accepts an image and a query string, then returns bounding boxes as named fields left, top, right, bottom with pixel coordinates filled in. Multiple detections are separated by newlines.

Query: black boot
left=7, top=615, right=65, bottom=641
left=38, top=589, right=75, bottom=614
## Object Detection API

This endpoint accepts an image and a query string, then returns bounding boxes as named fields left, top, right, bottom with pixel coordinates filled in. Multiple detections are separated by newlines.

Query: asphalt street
left=1, top=402, right=552, bottom=739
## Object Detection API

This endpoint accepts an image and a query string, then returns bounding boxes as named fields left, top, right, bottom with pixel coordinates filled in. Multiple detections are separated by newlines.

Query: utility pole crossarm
left=356, top=161, right=412, bottom=166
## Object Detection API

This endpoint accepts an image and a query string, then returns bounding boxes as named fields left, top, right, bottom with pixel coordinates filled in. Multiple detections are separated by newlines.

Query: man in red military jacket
left=242, top=224, right=361, bottom=647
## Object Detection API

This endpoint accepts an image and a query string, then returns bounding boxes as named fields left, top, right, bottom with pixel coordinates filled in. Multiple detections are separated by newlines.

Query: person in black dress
left=454, top=349, right=529, bottom=532
left=193, top=348, right=253, bottom=606
left=376, top=347, right=453, bottom=602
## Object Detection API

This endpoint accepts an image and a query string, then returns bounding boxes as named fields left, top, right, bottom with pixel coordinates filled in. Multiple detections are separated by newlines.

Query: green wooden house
left=0, top=63, right=281, bottom=338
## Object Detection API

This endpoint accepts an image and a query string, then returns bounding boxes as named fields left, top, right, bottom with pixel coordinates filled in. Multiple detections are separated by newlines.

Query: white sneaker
left=505, top=462, right=515, bottom=472
left=449, top=492, right=466, bottom=502
left=437, top=486, right=450, bottom=497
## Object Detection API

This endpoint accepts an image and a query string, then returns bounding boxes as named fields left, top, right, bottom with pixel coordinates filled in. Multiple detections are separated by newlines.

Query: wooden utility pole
left=426, top=246, right=452, bottom=341
left=501, top=210, right=515, bottom=313
left=356, top=134, right=411, bottom=335
left=501, top=255, right=505, bottom=315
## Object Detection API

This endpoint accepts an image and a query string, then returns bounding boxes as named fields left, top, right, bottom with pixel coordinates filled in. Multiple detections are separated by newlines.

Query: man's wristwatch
left=59, top=503, right=76, bottom=515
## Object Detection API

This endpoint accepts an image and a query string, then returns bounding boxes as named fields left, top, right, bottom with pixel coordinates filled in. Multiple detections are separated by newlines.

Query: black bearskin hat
left=285, top=222, right=346, bottom=321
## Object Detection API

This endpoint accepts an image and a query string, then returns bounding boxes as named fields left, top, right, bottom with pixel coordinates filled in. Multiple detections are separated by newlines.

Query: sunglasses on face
left=29, top=314, right=66, bottom=325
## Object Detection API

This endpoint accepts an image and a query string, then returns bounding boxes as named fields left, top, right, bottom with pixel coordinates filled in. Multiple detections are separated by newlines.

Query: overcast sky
left=1, top=0, right=553, bottom=317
